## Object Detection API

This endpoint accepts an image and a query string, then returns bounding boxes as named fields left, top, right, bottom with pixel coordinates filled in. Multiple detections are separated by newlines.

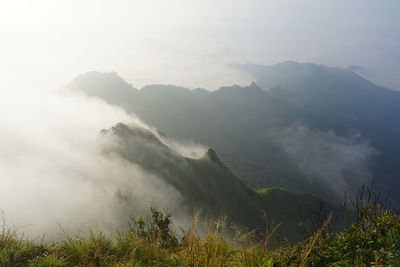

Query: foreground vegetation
left=1, top=190, right=399, bottom=267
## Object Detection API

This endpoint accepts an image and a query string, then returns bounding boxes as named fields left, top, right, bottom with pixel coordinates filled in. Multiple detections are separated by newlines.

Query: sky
left=0, top=0, right=399, bottom=91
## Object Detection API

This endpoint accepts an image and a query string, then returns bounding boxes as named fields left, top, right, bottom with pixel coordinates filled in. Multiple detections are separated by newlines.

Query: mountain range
left=65, top=61, right=400, bottom=208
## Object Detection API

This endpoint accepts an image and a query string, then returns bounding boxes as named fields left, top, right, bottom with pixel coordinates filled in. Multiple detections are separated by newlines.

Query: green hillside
left=255, top=187, right=330, bottom=239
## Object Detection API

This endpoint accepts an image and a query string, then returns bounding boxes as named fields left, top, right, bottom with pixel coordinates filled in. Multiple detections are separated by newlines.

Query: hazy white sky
left=1, top=0, right=399, bottom=90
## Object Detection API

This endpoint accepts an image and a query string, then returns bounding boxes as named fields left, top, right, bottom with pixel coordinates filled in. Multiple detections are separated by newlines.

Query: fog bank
left=0, top=89, right=203, bottom=238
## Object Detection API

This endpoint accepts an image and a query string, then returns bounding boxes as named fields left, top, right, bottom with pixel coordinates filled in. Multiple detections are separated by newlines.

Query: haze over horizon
left=1, top=0, right=400, bottom=92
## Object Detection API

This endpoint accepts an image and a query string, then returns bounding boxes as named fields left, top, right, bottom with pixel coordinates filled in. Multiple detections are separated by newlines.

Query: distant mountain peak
left=64, top=71, right=136, bottom=92
left=74, top=71, right=130, bottom=85
left=230, top=61, right=380, bottom=91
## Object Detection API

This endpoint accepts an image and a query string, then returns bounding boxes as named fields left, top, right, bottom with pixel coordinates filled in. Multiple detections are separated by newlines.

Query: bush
left=0, top=197, right=398, bottom=266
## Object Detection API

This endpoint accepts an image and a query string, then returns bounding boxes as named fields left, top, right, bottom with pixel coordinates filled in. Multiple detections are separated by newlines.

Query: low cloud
left=273, top=124, right=376, bottom=198
left=0, top=89, right=198, bottom=238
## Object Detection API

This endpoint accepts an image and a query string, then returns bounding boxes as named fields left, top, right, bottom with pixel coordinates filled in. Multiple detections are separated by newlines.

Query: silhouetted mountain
left=65, top=71, right=139, bottom=108
left=65, top=62, right=400, bottom=206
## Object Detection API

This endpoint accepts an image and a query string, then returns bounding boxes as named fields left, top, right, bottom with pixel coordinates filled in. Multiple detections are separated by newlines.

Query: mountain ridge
left=99, top=122, right=328, bottom=240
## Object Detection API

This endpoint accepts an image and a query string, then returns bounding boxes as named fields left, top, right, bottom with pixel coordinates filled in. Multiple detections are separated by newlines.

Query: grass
left=1, top=188, right=399, bottom=266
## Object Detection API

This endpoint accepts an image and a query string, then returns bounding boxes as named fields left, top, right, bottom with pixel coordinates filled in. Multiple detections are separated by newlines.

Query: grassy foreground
left=1, top=197, right=399, bottom=266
